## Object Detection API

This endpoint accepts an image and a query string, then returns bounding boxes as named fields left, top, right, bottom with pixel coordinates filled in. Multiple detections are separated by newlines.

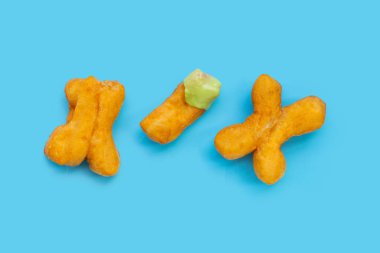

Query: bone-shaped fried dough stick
left=45, top=77, right=125, bottom=176
left=140, top=84, right=205, bottom=144
left=215, top=74, right=326, bottom=184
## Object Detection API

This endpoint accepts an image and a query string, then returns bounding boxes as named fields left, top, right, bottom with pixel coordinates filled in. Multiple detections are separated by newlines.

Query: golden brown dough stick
left=141, top=69, right=221, bottom=144
left=253, top=96, right=326, bottom=184
left=140, top=84, right=205, bottom=144
left=214, top=74, right=326, bottom=184
left=214, top=74, right=282, bottom=159
left=87, top=81, right=125, bottom=176
left=44, top=77, right=100, bottom=166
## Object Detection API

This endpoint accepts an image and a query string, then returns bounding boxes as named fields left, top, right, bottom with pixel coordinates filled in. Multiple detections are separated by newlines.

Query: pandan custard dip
left=183, top=69, right=222, bottom=110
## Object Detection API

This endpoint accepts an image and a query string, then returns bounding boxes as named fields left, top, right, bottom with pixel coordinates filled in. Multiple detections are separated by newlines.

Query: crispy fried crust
left=87, top=81, right=125, bottom=176
left=140, top=83, right=204, bottom=144
left=214, top=74, right=326, bottom=184
left=44, top=77, right=125, bottom=177
left=214, top=75, right=282, bottom=159
left=254, top=96, right=326, bottom=184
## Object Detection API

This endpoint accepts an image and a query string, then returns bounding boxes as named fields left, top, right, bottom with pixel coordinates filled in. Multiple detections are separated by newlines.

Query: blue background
left=1, top=0, right=379, bottom=252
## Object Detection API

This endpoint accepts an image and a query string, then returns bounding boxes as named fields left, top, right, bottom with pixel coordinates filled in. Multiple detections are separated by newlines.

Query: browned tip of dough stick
left=214, top=74, right=326, bottom=185
left=87, top=81, right=125, bottom=176
left=140, top=84, right=204, bottom=144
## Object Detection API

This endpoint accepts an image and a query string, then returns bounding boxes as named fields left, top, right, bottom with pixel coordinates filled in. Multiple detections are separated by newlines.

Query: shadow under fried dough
left=44, top=155, right=115, bottom=184
left=207, top=144, right=263, bottom=186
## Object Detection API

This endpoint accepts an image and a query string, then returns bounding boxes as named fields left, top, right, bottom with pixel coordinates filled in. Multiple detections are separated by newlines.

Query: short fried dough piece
left=141, top=69, right=221, bottom=144
left=140, top=84, right=204, bottom=144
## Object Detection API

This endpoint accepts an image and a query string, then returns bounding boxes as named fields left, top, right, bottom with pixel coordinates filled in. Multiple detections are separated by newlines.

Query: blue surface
left=1, top=0, right=379, bottom=252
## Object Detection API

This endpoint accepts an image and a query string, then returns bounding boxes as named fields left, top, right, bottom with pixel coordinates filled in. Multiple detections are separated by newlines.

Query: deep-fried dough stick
left=141, top=69, right=221, bottom=144
left=140, top=84, right=204, bottom=144
left=215, top=75, right=282, bottom=159
left=44, top=77, right=100, bottom=166
left=87, top=81, right=125, bottom=176
left=214, top=74, right=326, bottom=184
left=45, top=77, right=125, bottom=177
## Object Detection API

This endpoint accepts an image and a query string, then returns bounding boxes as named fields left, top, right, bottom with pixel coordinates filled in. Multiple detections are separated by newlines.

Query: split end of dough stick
left=141, top=69, right=221, bottom=144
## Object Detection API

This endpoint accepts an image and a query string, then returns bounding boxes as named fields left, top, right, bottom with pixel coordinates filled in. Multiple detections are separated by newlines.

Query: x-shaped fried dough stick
left=215, top=75, right=326, bottom=184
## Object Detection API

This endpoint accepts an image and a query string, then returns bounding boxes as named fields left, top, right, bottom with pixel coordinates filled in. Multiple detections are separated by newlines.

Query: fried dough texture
left=44, top=77, right=125, bottom=176
left=140, top=84, right=204, bottom=144
left=87, top=81, right=125, bottom=176
left=214, top=74, right=326, bottom=184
